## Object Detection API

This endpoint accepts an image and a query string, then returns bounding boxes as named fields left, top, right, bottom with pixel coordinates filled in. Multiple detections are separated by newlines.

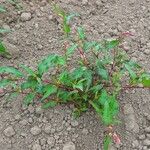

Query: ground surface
left=0, top=0, right=150, bottom=150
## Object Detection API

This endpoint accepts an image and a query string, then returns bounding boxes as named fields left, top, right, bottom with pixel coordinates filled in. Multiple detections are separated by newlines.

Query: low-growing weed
left=0, top=5, right=150, bottom=150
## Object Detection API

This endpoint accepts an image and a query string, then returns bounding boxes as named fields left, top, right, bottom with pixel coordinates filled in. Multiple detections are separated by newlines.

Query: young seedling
left=0, top=5, right=149, bottom=150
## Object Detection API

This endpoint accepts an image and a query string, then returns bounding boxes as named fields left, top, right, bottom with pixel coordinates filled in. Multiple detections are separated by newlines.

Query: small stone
left=143, top=139, right=150, bottom=146
left=40, top=138, right=47, bottom=146
left=3, top=126, right=15, bottom=137
left=19, top=119, right=28, bottom=126
left=32, top=144, right=42, bottom=150
left=101, top=0, right=107, bottom=2
left=132, top=140, right=139, bottom=148
left=30, top=126, right=41, bottom=136
left=139, top=134, right=146, bottom=140
left=145, top=127, right=150, bottom=133
left=144, top=49, right=149, bottom=55
left=28, top=117, right=34, bottom=123
left=123, top=104, right=134, bottom=114
left=47, top=137, right=55, bottom=147
left=147, top=115, right=150, bottom=121
left=82, top=128, right=89, bottom=135
left=21, top=12, right=32, bottom=21
left=35, top=106, right=44, bottom=114
left=37, top=44, right=43, bottom=50
left=14, top=114, right=21, bottom=120
left=71, top=120, right=79, bottom=127
left=28, top=105, right=35, bottom=113
left=44, top=124, right=52, bottom=134
left=82, top=0, right=88, bottom=5
left=63, top=142, right=76, bottom=150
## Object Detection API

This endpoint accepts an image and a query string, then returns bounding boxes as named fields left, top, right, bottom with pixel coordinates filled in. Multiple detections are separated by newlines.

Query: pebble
left=63, top=142, right=76, bottom=150
left=82, top=128, right=89, bottom=135
left=30, top=126, right=41, bottom=136
left=14, top=114, right=21, bottom=120
left=132, top=140, right=139, bottom=148
left=71, top=120, right=79, bottom=127
left=143, top=139, right=150, bottom=146
left=44, top=124, right=52, bottom=134
left=32, top=144, right=42, bottom=150
left=28, top=105, right=35, bottom=113
left=139, top=134, right=146, bottom=140
left=82, top=0, right=88, bottom=5
left=47, top=137, right=55, bottom=147
left=35, top=106, right=44, bottom=114
left=145, top=127, right=150, bottom=133
left=123, top=104, right=134, bottom=115
left=21, top=12, right=32, bottom=21
left=144, top=49, right=149, bottom=55
left=3, top=126, right=15, bottom=137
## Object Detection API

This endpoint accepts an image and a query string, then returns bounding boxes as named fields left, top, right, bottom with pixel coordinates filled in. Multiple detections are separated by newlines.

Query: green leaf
left=57, top=90, right=71, bottom=102
left=58, top=71, right=72, bottom=85
left=41, top=85, right=57, bottom=101
left=97, top=68, right=109, bottom=80
left=66, top=43, right=78, bottom=55
left=124, top=63, right=137, bottom=79
left=0, top=41, right=11, bottom=58
left=66, top=13, right=79, bottom=23
left=42, top=101, right=57, bottom=109
left=98, top=90, right=108, bottom=105
left=53, top=4, right=65, bottom=17
left=89, top=100, right=101, bottom=115
left=23, top=93, right=35, bottom=106
left=77, top=27, right=85, bottom=40
left=0, top=5, right=6, bottom=13
left=21, top=79, right=38, bottom=90
left=104, top=135, right=112, bottom=150
left=105, top=39, right=119, bottom=50
left=63, top=23, right=71, bottom=34
left=20, top=64, right=35, bottom=77
left=89, top=85, right=103, bottom=93
left=83, top=41, right=97, bottom=52
left=38, top=54, right=66, bottom=76
left=0, top=79, right=12, bottom=88
left=0, top=66, right=23, bottom=77
left=103, top=101, right=112, bottom=125
left=139, top=73, right=150, bottom=87
left=0, top=28, right=11, bottom=34
left=141, top=78, right=150, bottom=87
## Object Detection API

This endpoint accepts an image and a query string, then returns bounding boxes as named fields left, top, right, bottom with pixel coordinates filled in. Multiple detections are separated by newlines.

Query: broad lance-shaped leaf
left=0, top=41, right=11, bottom=57
left=20, top=64, right=35, bottom=77
left=0, top=66, right=23, bottom=77
left=0, top=79, right=12, bottom=88
left=42, top=101, right=57, bottom=109
left=0, top=28, right=11, bottom=34
left=124, top=63, right=137, bottom=79
left=66, top=43, right=78, bottom=55
left=105, top=39, right=119, bottom=50
left=21, top=79, right=38, bottom=90
left=41, top=85, right=57, bottom=101
left=38, top=54, right=66, bottom=76
left=0, top=5, right=6, bottom=13
left=139, top=72, right=150, bottom=87
left=24, top=93, right=35, bottom=106
left=77, top=27, right=86, bottom=40
left=104, top=135, right=112, bottom=150
left=66, top=13, right=79, bottom=23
